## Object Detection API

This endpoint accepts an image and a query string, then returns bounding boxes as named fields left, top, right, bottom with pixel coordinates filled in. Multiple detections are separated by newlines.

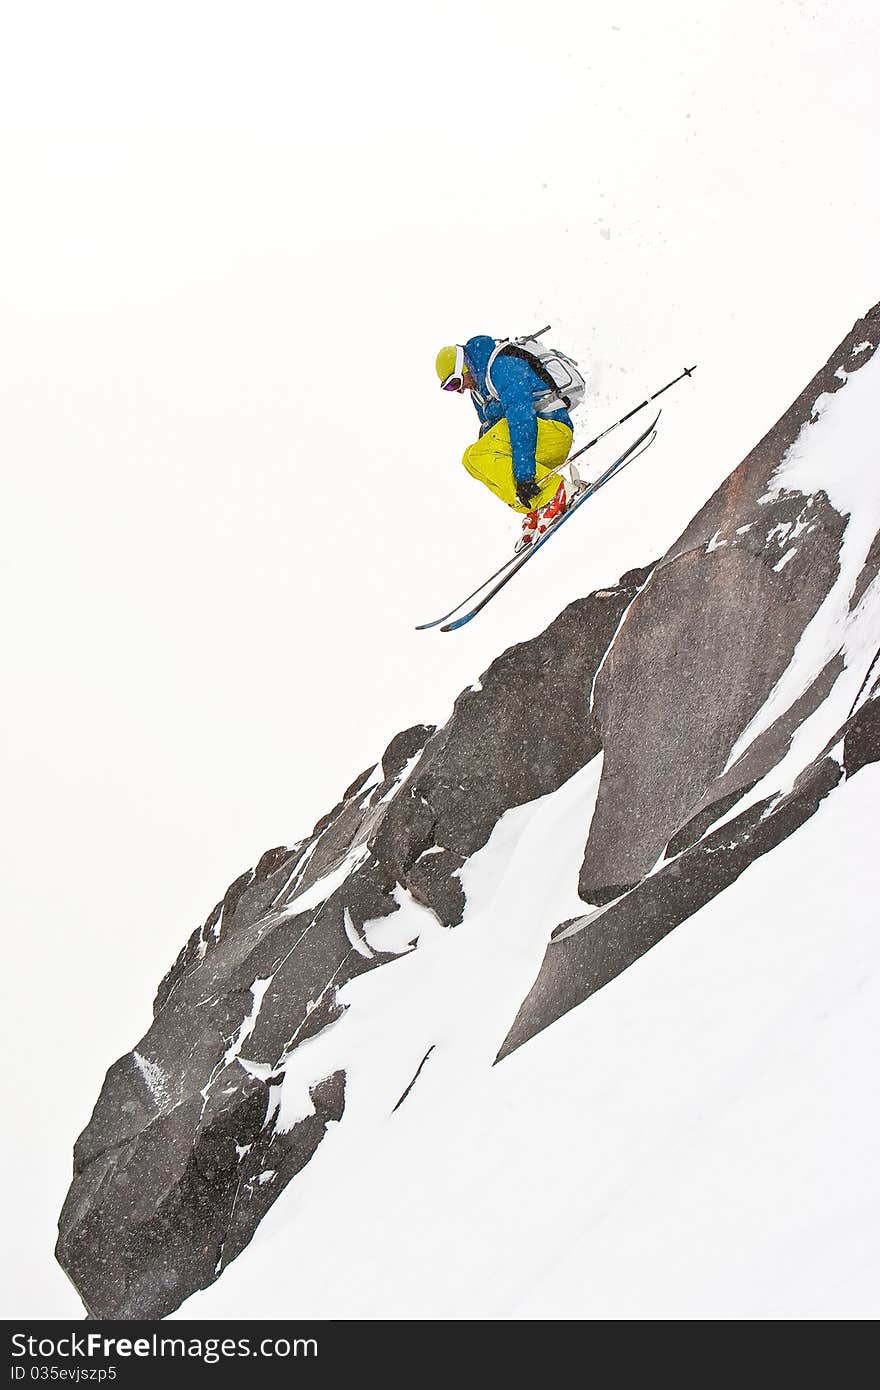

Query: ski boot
left=567, top=460, right=590, bottom=503
left=515, top=479, right=570, bottom=553
left=515, top=508, right=539, bottom=553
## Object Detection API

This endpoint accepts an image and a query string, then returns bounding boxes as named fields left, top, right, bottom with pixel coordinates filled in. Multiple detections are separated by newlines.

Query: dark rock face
left=578, top=317, right=880, bottom=899
left=582, top=504, right=842, bottom=894
left=499, top=726, right=857, bottom=1061
left=58, top=1067, right=344, bottom=1321
left=57, top=573, right=649, bottom=1319
left=370, top=573, right=652, bottom=886
left=501, top=300, right=880, bottom=1052
left=57, top=303, right=880, bottom=1319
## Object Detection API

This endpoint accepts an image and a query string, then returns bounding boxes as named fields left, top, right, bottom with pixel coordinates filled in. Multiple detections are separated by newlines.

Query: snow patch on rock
left=727, top=349, right=880, bottom=774
left=132, top=1051, right=174, bottom=1112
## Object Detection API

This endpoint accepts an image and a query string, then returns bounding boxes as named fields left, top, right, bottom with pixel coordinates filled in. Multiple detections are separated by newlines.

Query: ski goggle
left=440, top=345, right=467, bottom=392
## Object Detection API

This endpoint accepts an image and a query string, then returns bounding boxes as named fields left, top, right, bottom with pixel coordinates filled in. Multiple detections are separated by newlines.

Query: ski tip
left=441, top=609, right=479, bottom=631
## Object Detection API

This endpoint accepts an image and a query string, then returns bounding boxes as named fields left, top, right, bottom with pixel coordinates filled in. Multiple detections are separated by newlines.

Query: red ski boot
left=515, top=508, right=540, bottom=554
left=514, top=479, right=574, bottom=553
left=535, top=479, right=569, bottom=536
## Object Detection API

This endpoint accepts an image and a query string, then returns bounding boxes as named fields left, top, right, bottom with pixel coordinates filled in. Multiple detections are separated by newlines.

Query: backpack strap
left=482, top=341, right=506, bottom=402
left=498, top=344, right=563, bottom=398
left=485, top=342, right=572, bottom=411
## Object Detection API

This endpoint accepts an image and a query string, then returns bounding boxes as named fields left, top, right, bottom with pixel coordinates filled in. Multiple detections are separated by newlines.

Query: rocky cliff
left=57, top=302, right=880, bottom=1319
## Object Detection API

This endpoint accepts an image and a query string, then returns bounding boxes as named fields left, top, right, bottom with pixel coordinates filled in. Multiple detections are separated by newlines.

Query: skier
left=435, top=334, right=584, bottom=551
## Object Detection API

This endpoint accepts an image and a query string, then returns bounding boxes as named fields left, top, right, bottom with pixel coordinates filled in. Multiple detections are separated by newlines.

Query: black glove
left=515, top=477, right=541, bottom=509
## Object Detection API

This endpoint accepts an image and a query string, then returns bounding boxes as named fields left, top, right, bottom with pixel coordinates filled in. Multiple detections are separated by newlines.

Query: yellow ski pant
left=462, top=418, right=574, bottom=514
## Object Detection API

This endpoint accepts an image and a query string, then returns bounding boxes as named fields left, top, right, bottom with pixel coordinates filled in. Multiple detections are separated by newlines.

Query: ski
left=415, top=550, right=522, bottom=631
left=436, top=412, right=661, bottom=632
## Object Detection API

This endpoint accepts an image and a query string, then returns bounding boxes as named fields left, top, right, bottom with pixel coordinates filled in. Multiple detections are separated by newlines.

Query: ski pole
left=569, top=364, right=697, bottom=463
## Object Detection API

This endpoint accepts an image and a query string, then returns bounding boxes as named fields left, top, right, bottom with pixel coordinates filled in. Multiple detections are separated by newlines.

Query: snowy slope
left=5, top=1, right=879, bottom=1319
left=56, top=304, right=880, bottom=1319
left=180, top=762, right=880, bottom=1321
left=180, top=310, right=880, bottom=1321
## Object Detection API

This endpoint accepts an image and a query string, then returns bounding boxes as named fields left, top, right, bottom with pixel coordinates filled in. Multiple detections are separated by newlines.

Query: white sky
left=1, top=0, right=878, bottom=1316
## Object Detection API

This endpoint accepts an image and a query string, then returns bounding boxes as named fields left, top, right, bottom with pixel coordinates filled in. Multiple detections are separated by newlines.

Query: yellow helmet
left=435, top=344, right=466, bottom=390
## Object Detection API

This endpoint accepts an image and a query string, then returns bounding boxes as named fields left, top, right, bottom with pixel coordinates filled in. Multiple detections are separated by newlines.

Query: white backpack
left=484, top=327, right=586, bottom=414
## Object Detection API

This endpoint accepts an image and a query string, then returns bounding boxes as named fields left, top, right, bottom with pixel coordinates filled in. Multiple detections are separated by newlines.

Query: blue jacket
left=463, top=335, right=573, bottom=483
